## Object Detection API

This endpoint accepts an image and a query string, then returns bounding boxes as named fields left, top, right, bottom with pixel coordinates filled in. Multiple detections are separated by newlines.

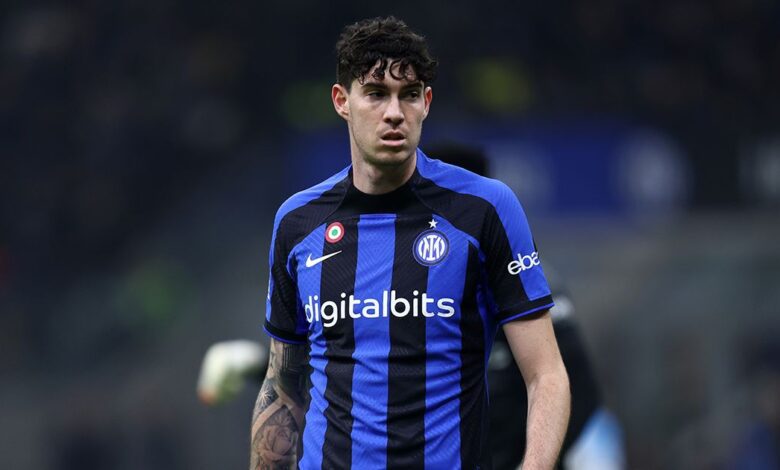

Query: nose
left=383, top=96, right=404, bottom=127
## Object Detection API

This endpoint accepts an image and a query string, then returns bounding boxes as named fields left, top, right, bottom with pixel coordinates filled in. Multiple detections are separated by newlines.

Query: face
left=332, top=61, right=433, bottom=168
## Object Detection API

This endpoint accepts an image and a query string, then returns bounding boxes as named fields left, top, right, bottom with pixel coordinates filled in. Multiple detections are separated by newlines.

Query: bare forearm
left=250, top=339, right=306, bottom=470
left=522, top=368, right=570, bottom=470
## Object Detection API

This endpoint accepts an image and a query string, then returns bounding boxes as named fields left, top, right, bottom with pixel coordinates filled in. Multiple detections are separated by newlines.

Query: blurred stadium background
left=1, top=1, right=779, bottom=469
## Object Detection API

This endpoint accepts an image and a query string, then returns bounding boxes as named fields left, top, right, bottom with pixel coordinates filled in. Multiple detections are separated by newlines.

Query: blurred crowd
left=1, top=1, right=779, bottom=469
left=2, top=0, right=779, bottom=301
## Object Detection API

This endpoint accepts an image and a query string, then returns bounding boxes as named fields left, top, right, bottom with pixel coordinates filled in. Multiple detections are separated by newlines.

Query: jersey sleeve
left=263, top=209, right=308, bottom=344
left=481, top=182, right=554, bottom=324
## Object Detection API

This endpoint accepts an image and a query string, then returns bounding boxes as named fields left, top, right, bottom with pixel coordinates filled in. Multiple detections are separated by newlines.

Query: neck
left=351, top=150, right=417, bottom=195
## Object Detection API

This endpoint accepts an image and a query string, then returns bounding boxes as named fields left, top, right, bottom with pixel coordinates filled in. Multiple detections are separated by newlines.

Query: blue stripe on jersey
left=423, top=216, right=468, bottom=469
left=415, top=150, right=551, bottom=301
left=295, top=224, right=328, bottom=469
left=350, top=215, right=395, bottom=469
left=263, top=325, right=299, bottom=344
left=265, top=165, right=350, bottom=325
left=498, top=301, right=556, bottom=325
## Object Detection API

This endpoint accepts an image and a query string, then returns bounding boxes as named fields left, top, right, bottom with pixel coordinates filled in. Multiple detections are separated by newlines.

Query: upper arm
left=502, top=310, right=566, bottom=385
left=480, top=181, right=554, bottom=323
left=268, top=337, right=307, bottom=376
left=264, top=210, right=308, bottom=344
left=251, top=338, right=308, bottom=467
left=266, top=338, right=308, bottom=405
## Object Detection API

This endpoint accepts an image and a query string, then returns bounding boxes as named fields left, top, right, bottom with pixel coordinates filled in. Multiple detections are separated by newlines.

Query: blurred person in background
left=424, top=145, right=625, bottom=470
left=728, top=337, right=780, bottom=470
left=199, top=146, right=623, bottom=470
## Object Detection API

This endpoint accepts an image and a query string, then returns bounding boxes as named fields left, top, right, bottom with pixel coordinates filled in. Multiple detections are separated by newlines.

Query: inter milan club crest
left=325, top=222, right=344, bottom=243
left=413, top=219, right=449, bottom=266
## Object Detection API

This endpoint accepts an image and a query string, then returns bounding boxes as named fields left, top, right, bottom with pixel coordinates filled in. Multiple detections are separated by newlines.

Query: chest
left=292, top=214, right=479, bottom=313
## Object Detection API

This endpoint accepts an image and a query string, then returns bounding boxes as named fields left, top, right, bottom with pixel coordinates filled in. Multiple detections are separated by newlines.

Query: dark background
left=2, top=1, right=779, bottom=468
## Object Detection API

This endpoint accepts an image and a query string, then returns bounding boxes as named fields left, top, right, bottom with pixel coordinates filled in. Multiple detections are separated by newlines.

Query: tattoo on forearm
left=274, top=340, right=304, bottom=374
left=250, top=340, right=307, bottom=470
left=253, top=384, right=279, bottom=421
left=272, top=342, right=306, bottom=400
left=251, top=405, right=299, bottom=469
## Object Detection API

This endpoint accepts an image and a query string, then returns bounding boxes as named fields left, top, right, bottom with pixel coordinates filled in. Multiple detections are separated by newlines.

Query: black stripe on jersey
left=320, top=217, right=359, bottom=470
left=267, top=177, right=350, bottom=341
left=412, top=173, right=531, bottom=321
left=387, top=214, right=431, bottom=470
left=331, top=180, right=422, bottom=219
left=460, top=243, right=490, bottom=469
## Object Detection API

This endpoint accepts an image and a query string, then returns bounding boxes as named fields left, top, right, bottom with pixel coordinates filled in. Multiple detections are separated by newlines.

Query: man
left=251, top=17, right=570, bottom=469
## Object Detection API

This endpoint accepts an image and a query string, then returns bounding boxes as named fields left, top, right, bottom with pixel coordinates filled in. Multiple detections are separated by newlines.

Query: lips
left=381, top=130, right=405, bottom=141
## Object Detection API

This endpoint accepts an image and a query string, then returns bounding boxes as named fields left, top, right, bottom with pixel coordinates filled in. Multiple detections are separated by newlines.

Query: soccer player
left=251, top=16, right=570, bottom=470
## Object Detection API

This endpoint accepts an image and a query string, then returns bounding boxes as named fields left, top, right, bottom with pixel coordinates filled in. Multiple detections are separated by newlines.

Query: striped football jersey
left=264, top=150, right=553, bottom=470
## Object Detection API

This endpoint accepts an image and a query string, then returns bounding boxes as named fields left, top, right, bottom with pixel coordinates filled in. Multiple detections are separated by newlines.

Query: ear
left=332, top=84, right=350, bottom=120
left=422, top=86, right=433, bottom=120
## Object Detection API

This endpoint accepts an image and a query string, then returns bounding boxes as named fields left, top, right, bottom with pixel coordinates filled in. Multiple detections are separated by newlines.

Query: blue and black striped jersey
left=264, top=150, right=554, bottom=470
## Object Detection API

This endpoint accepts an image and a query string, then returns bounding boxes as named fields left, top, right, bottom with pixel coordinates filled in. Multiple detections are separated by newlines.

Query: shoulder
left=272, top=166, right=351, bottom=240
left=415, top=150, right=520, bottom=216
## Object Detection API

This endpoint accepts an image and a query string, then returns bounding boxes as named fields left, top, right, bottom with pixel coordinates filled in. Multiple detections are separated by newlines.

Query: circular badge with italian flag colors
left=325, top=222, right=344, bottom=243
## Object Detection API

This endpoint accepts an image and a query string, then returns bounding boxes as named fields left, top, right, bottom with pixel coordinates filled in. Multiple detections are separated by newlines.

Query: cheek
left=406, top=104, right=427, bottom=123
left=354, top=109, right=380, bottom=132
left=407, top=111, right=426, bottom=129
left=352, top=116, right=372, bottom=139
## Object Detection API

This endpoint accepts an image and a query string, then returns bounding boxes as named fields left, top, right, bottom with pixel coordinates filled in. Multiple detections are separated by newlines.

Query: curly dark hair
left=335, top=16, right=438, bottom=89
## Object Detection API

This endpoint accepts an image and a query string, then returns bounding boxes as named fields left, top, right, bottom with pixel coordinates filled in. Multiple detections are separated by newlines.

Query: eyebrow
left=361, top=80, right=424, bottom=91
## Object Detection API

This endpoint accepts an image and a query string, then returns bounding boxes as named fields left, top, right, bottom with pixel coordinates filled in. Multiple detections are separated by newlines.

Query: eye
left=405, top=90, right=421, bottom=100
left=367, top=90, right=385, bottom=98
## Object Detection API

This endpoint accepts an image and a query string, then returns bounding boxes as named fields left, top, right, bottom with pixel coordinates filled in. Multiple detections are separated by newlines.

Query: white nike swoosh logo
left=305, top=251, right=342, bottom=268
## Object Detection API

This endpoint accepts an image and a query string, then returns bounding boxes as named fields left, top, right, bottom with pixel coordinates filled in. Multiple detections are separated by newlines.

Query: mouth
left=380, top=131, right=406, bottom=146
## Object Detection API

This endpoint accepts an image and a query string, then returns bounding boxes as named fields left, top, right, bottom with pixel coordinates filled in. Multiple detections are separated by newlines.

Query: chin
left=370, top=147, right=414, bottom=166
left=371, top=155, right=411, bottom=168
